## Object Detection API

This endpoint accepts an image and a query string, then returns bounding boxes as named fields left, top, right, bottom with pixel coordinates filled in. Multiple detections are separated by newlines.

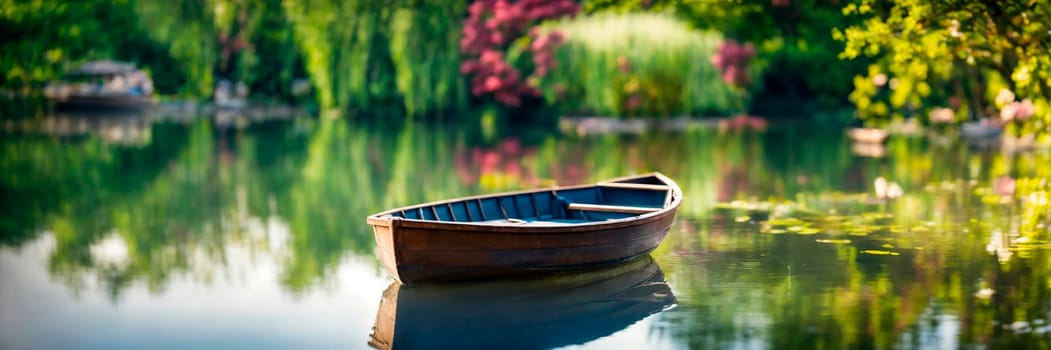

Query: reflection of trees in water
left=0, top=120, right=189, bottom=247
left=656, top=214, right=1049, bottom=348
left=281, top=120, right=475, bottom=290
left=41, top=120, right=276, bottom=299
left=0, top=117, right=487, bottom=297
left=1, top=118, right=310, bottom=298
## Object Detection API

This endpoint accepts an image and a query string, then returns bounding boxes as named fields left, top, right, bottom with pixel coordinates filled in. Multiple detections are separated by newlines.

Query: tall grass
left=538, top=13, right=739, bottom=117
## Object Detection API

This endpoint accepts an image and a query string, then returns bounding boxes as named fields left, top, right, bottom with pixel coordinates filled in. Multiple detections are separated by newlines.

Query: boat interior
left=389, top=175, right=675, bottom=225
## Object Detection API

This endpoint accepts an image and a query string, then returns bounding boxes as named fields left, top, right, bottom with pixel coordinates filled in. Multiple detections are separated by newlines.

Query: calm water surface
left=1, top=112, right=1048, bottom=349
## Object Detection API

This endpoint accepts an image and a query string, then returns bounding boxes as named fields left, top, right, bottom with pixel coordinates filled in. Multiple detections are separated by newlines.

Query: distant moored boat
left=44, top=60, right=155, bottom=111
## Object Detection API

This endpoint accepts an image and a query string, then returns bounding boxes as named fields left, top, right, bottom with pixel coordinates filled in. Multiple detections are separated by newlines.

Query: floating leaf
left=817, top=239, right=851, bottom=244
left=768, top=218, right=806, bottom=226
left=862, top=249, right=900, bottom=256
left=797, top=228, right=821, bottom=235
left=735, top=215, right=751, bottom=223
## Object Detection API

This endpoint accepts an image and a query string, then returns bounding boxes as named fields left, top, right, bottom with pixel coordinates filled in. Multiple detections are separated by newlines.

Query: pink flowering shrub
left=459, top=0, right=578, bottom=107
left=711, top=40, right=756, bottom=87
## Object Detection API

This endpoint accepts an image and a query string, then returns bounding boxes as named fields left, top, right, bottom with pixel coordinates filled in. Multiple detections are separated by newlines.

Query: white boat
left=44, top=60, right=155, bottom=111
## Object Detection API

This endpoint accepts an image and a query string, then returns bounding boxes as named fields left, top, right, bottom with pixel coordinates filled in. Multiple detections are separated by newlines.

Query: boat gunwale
left=366, top=172, right=682, bottom=233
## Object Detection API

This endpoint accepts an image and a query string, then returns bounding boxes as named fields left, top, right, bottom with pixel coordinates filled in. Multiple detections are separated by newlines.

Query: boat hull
left=51, top=95, right=155, bottom=111
left=368, top=173, right=682, bottom=284
left=372, top=210, right=674, bottom=283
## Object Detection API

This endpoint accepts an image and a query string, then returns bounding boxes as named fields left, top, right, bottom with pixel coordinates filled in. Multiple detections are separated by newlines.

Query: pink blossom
left=494, top=91, right=521, bottom=106
left=626, top=95, right=643, bottom=111
left=460, top=60, right=479, bottom=74
left=617, top=56, right=631, bottom=73
left=1015, top=99, right=1035, bottom=120
left=872, top=73, right=888, bottom=87
left=479, top=49, right=503, bottom=64
left=548, top=31, right=564, bottom=43
left=481, top=151, right=500, bottom=172
left=712, top=40, right=756, bottom=86
left=997, top=94, right=1033, bottom=123
left=531, top=35, right=549, bottom=51
left=994, top=176, right=1015, bottom=197
left=929, top=107, right=955, bottom=123
left=995, top=89, right=1015, bottom=106
left=499, top=138, right=521, bottom=155
left=483, top=76, right=502, bottom=92
left=468, top=2, right=487, bottom=16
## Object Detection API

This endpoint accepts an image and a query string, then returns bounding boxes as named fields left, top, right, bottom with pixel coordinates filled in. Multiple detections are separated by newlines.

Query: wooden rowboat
left=366, top=172, right=682, bottom=284
left=367, top=255, right=675, bottom=349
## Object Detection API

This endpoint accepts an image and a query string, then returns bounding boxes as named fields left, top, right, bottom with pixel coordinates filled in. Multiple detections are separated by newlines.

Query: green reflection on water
left=0, top=113, right=1048, bottom=348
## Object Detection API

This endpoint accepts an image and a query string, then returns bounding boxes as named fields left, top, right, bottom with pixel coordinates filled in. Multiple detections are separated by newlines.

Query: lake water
left=1, top=112, right=1048, bottom=349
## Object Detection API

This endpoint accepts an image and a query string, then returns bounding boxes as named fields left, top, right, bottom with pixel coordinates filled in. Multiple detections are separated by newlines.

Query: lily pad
left=862, top=249, right=900, bottom=256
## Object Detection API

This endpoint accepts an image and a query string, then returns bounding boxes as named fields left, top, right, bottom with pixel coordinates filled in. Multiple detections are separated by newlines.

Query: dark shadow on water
left=368, top=255, right=675, bottom=350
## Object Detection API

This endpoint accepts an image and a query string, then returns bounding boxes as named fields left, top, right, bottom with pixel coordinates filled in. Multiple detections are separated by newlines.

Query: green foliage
left=133, top=0, right=219, bottom=96
left=283, top=0, right=467, bottom=116
left=836, top=0, right=1051, bottom=137
left=535, top=13, right=737, bottom=117
left=584, top=0, right=870, bottom=119
left=0, top=0, right=306, bottom=99
left=0, top=1, right=164, bottom=91
left=245, top=0, right=309, bottom=100
left=3, top=0, right=871, bottom=121
left=388, top=3, right=468, bottom=117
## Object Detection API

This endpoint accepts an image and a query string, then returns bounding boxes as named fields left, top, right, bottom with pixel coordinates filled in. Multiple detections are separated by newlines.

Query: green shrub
left=533, top=13, right=740, bottom=117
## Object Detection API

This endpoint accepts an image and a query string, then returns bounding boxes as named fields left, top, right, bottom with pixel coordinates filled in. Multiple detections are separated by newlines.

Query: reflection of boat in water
left=2, top=110, right=153, bottom=146
left=847, top=127, right=889, bottom=144
left=367, top=256, right=675, bottom=350
left=44, top=60, right=155, bottom=111
left=367, top=173, right=682, bottom=284
left=851, top=141, right=887, bottom=158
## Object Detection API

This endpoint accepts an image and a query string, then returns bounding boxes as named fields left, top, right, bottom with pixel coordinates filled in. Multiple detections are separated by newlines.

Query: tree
left=836, top=0, right=1051, bottom=137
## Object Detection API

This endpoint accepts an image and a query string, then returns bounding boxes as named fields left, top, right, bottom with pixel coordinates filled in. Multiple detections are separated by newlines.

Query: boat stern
left=367, top=216, right=404, bottom=284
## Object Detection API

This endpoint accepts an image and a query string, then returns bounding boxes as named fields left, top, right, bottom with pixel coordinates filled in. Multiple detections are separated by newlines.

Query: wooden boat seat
left=476, top=218, right=598, bottom=226
left=566, top=203, right=662, bottom=214
left=597, top=182, right=671, bottom=191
